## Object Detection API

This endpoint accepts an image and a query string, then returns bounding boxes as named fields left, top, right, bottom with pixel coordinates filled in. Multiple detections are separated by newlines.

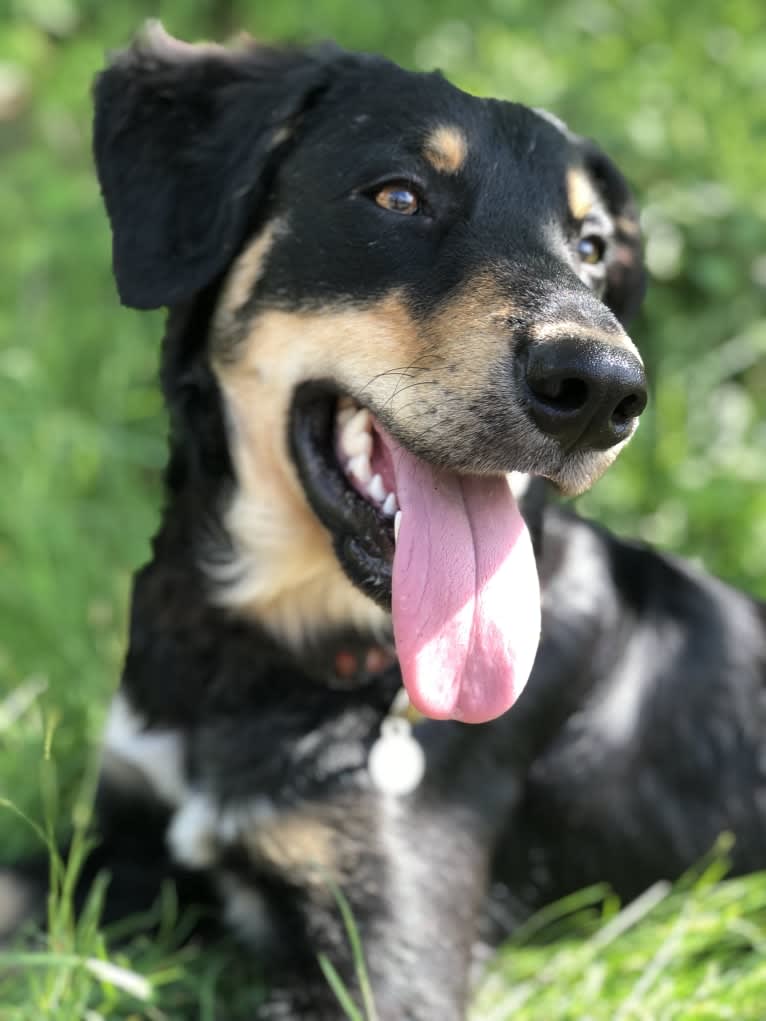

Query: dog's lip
left=290, top=384, right=395, bottom=538
left=289, top=381, right=548, bottom=536
left=288, top=382, right=395, bottom=605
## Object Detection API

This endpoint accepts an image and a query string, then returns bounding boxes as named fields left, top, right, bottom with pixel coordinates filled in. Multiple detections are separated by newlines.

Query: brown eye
left=374, top=182, right=420, bottom=215
left=578, top=234, right=606, bottom=265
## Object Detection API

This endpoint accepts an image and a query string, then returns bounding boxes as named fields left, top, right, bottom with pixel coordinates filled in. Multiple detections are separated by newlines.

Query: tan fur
left=212, top=220, right=282, bottom=340
left=429, top=271, right=517, bottom=335
left=553, top=434, right=632, bottom=498
left=246, top=813, right=338, bottom=881
left=209, top=295, right=419, bottom=646
left=423, top=125, right=468, bottom=175
left=566, top=166, right=597, bottom=221
left=532, top=320, right=642, bottom=359
left=423, top=272, right=517, bottom=370
left=171, top=792, right=340, bottom=884
left=616, top=214, right=641, bottom=238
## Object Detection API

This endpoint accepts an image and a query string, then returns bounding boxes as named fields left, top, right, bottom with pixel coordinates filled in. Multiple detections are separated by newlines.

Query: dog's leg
left=227, top=790, right=494, bottom=1021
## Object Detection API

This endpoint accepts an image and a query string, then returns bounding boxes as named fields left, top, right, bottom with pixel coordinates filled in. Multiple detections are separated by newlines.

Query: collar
left=331, top=643, right=398, bottom=686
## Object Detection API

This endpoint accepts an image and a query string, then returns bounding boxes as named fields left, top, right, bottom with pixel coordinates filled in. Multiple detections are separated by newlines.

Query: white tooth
left=382, top=492, right=398, bottom=517
left=339, top=405, right=371, bottom=455
left=394, top=510, right=402, bottom=542
left=368, top=473, right=386, bottom=504
left=347, top=408, right=370, bottom=436
left=348, top=454, right=372, bottom=484
left=343, top=429, right=373, bottom=458
left=336, top=406, right=355, bottom=428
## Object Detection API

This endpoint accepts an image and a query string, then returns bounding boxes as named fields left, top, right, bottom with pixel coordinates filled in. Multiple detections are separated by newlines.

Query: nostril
left=528, top=375, right=589, bottom=413
left=612, top=389, right=647, bottom=426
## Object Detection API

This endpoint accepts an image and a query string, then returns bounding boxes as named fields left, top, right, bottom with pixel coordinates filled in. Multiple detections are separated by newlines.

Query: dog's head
left=94, top=23, right=647, bottom=723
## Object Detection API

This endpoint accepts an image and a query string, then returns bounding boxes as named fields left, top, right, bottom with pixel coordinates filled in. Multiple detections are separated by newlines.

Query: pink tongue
left=387, top=435, right=541, bottom=724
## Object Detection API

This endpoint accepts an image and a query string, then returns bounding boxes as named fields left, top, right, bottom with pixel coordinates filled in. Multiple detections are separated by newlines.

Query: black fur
left=73, top=499, right=766, bottom=1021
left=93, top=37, right=340, bottom=309
left=5, top=27, right=765, bottom=1021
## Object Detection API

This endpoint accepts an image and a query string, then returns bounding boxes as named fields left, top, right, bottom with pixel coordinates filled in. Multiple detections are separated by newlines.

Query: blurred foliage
left=0, top=0, right=764, bottom=848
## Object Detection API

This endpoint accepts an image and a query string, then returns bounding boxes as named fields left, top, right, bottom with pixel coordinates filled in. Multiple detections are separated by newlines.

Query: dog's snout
left=524, top=337, right=647, bottom=451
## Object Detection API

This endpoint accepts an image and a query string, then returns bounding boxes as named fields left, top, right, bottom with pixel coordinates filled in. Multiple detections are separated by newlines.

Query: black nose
left=524, top=338, right=647, bottom=451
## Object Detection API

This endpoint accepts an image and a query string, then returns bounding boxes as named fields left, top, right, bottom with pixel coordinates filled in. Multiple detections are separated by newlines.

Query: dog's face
left=94, top=24, right=647, bottom=722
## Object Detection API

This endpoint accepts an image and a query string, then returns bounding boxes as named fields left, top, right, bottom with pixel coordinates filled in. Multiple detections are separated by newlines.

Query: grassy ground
left=1, top=0, right=765, bottom=1017
left=2, top=822, right=766, bottom=1018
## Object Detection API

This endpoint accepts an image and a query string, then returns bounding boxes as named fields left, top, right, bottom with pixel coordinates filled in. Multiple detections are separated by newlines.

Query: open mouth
left=289, top=382, right=542, bottom=724
left=289, top=382, right=398, bottom=608
left=336, top=397, right=402, bottom=536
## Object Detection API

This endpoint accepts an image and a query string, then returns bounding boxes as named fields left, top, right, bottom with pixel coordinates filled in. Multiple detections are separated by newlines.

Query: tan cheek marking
left=532, top=320, right=642, bottom=360
left=212, top=220, right=283, bottom=340
left=217, top=295, right=418, bottom=388
left=207, top=296, right=418, bottom=646
left=443, top=273, right=518, bottom=329
left=421, top=272, right=520, bottom=390
left=566, top=166, right=597, bottom=221
left=423, top=124, right=468, bottom=175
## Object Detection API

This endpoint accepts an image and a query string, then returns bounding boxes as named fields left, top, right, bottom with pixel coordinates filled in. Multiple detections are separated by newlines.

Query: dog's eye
left=374, top=182, right=421, bottom=216
left=577, top=235, right=606, bottom=265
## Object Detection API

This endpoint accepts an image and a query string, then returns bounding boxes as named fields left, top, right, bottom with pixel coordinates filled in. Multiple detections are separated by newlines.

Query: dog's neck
left=121, top=504, right=402, bottom=725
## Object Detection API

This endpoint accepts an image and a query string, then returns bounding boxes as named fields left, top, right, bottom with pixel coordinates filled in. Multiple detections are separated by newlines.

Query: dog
left=5, top=22, right=766, bottom=1021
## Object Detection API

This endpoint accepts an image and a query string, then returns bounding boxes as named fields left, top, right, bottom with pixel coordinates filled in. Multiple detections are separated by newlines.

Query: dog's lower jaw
left=335, top=532, right=393, bottom=610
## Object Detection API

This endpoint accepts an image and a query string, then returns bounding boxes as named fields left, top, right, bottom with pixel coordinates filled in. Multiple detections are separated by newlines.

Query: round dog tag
left=368, top=718, right=426, bottom=796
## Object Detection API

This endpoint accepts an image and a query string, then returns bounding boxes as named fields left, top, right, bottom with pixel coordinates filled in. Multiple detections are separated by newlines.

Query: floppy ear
left=580, top=141, right=646, bottom=326
left=93, top=22, right=334, bottom=309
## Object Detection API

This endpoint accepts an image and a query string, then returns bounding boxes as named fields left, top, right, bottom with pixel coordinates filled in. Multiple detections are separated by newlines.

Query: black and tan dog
left=8, top=22, right=766, bottom=1020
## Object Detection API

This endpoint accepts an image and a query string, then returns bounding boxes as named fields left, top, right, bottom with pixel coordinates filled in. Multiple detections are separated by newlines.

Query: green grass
left=476, top=871, right=766, bottom=1020
left=318, top=882, right=380, bottom=1021
left=1, top=0, right=765, bottom=1017
left=2, top=809, right=766, bottom=1019
left=0, top=788, right=270, bottom=1019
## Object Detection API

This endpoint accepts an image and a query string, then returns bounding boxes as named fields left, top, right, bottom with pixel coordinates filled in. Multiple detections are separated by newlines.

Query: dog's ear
left=580, top=141, right=646, bottom=326
left=93, top=22, right=334, bottom=309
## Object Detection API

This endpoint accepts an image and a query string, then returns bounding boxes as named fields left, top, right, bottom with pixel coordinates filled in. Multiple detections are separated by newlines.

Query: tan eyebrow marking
left=616, top=214, right=641, bottom=238
left=423, top=125, right=468, bottom=175
left=566, top=166, right=597, bottom=220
